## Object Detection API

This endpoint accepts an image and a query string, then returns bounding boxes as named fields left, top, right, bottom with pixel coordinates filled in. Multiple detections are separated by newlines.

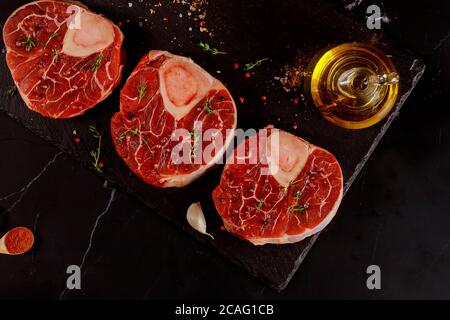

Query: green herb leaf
left=91, top=53, right=103, bottom=71
left=244, top=58, right=269, bottom=71
left=51, top=48, right=60, bottom=61
left=137, top=83, right=147, bottom=102
left=6, top=85, right=17, bottom=97
left=199, top=41, right=210, bottom=51
left=256, top=199, right=264, bottom=210
left=117, top=131, right=127, bottom=143
left=205, top=100, right=213, bottom=115
left=88, top=123, right=103, bottom=173
left=190, top=130, right=197, bottom=138
left=117, top=127, right=140, bottom=143
left=23, top=36, right=36, bottom=50
left=198, top=41, right=226, bottom=56
left=49, top=33, right=59, bottom=39
left=293, top=205, right=305, bottom=212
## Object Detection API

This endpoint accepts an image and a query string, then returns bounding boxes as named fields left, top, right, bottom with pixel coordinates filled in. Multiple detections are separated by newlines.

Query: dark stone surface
left=0, top=0, right=426, bottom=291
left=0, top=0, right=449, bottom=299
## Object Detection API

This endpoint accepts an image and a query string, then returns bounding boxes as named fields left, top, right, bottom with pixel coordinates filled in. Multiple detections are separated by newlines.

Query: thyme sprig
left=88, top=123, right=103, bottom=173
left=117, top=128, right=139, bottom=143
left=205, top=100, right=213, bottom=115
left=23, top=36, right=36, bottom=50
left=49, top=33, right=59, bottom=39
left=137, top=83, right=147, bottom=103
left=198, top=41, right=226, bottom=55
left=244, top=58, right=269, bottom=71
left=51, top=48, right=60, bottom=61
left=288, top=190, right=307, bottom=213
left=91, top=53, right=103, bottom=71
left=117, top=127, right=152, bottom=152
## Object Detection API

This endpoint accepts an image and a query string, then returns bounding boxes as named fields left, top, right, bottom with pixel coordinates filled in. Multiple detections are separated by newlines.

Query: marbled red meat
left=111, top=51, right=237, bottom=188
left=213, top=127, right=343, bottom=245
left=2, top=0, right=124, bottom=118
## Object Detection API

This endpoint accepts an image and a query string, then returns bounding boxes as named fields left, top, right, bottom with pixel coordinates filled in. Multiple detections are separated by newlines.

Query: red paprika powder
left=4, top=227, right=34, bottom=255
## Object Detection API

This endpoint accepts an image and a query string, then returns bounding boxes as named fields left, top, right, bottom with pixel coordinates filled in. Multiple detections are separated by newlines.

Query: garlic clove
left=186, top=202, right=214, bottom=239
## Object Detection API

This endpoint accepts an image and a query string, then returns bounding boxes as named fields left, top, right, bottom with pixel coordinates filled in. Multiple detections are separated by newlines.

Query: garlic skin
left=186, top=202, right=214, bottom=239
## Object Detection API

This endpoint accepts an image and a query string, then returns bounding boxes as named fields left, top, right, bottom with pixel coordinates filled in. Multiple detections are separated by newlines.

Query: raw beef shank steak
left=213, top=128, right=343, bottom=245
left=111, top=51, right=237, bottom=188
left=2, top=0, right=124, bottom=118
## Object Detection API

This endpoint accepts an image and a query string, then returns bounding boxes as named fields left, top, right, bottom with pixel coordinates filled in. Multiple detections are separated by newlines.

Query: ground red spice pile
left=4, top=227, right=34, bottom=255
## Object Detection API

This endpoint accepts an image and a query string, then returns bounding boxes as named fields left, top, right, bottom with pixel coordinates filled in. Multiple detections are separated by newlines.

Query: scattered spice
left=198, top=41, right=226, bottom=55
left=239, top=97, right=245, bottom=104
left=280, top=64, right=308, bottom=92
left=4, top=227, right=34, bottom=255
left=173, top=0, right=213, bottom=37
left=90, top=53, right=103, bottom=71
left=244, top=58, right=269, bottom=71
left=88, top=123, right=103, bottom=173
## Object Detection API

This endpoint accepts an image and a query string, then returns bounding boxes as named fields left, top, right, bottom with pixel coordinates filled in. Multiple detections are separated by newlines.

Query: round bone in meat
left=2, top=0, right=124, bottom=118
left=111, top=51, right=237, bottom=188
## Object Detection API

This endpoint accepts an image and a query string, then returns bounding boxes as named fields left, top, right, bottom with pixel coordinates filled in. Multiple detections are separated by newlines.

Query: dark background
left=0, top=0, right=449, bottom=299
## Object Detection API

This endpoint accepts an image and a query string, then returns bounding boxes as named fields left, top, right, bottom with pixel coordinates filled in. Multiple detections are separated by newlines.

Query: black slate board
left=0, top=0, right=425, bottom=290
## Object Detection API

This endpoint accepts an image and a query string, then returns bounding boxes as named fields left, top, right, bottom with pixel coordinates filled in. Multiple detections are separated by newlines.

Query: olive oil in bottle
left=308, top=43, right=399, bottom=129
